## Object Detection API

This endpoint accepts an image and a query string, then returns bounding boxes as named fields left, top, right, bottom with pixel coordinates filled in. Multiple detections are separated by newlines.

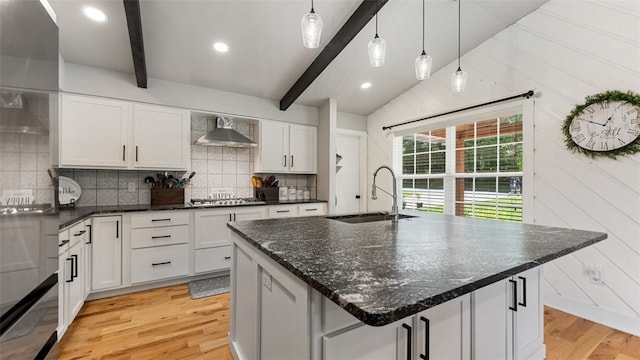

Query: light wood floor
left=60, top=284, right=639, bottom=360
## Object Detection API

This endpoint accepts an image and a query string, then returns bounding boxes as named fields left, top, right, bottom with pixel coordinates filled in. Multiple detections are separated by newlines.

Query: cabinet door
left=323, top=319, right=411, bottom=360
left=195, top=210, right=233, bottom=249
left=67, top=240, right=84, bottom=321
left=83, top=221, right=92, bottom=297
left=91, top=216, right=122, bottom=291
left=415, top=294, right=470, bottom=360
left=514, top=267, right=544, bottom=360
left=473, top=278, right=512, bottom=360
left=133, top=104, right=190, bottom=170
left=60, top=94, right=128, bottom=168
left=257, top=120, right=288, bottom=173
left=289, top=124, right=317, bottom=174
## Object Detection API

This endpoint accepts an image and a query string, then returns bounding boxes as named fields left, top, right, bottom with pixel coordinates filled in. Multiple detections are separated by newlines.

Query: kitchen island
left=227, top=212, right=606, bottom=360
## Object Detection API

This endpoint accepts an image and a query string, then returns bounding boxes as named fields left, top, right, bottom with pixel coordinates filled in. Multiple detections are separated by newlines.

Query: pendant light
left=415, top=0, right=432, bottom=80
left=301, top=0, right=323, bottom=49
left=451, top=0, right=467, bottom=92
left=368, top=4, right=386, bottom=67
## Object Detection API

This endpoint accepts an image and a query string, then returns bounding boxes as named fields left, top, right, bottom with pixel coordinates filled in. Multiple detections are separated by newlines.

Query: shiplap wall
left=366, top=0, right=639, bottom=335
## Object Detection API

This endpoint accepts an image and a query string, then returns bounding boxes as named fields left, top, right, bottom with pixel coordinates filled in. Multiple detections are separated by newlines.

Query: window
left=399, top=114, right=523, bottom=222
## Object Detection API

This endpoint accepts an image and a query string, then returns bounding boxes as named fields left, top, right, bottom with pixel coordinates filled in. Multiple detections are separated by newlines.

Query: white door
left=335, top=131, right=366, bottom=214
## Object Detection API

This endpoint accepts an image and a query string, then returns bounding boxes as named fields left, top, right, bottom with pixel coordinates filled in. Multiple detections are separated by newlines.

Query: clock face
left=569, top=101, right=640, bottom=151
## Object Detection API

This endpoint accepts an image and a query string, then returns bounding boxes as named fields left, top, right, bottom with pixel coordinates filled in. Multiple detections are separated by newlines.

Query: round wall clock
left=563, top=90, right=640, bottom=158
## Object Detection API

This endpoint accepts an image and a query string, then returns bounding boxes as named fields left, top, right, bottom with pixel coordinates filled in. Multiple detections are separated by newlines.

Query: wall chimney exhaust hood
left=195, top=116, right=257, bottom=147
left=0, top=93, right=48, bottom=136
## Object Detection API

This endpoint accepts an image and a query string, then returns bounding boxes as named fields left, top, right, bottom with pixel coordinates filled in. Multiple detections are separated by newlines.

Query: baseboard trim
left=545, top=294, right=640, bottom=336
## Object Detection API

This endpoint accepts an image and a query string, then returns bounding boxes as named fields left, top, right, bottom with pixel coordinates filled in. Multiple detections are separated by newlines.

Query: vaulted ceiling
left=49, top=0, right=548, bottom=115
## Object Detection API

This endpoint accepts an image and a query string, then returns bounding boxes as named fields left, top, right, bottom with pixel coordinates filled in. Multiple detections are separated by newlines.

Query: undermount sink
left=326, top=212, right=418, bottom=224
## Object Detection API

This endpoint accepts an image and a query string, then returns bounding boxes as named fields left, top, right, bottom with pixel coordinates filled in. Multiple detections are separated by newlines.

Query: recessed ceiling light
left=82, top=6, right=108, bottom=22
left=360, top=82, right=372, bottom=89
left=213, top=42, right=229, bottom=53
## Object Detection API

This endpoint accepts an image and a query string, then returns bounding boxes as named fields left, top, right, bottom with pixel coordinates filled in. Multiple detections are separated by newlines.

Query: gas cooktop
left=189, top=198, right=265, bottom=207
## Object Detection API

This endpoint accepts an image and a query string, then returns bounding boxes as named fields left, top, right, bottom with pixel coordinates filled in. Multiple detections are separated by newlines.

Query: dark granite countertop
left=58, top=200, right=326, bottom=229
left=227, top=212, right=607, bottom=327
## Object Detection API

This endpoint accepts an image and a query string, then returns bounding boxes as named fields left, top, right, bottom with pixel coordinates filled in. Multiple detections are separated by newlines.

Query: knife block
left=255, top=187, right=278, bottom=201
left=151, top=188, right=184, bottom=205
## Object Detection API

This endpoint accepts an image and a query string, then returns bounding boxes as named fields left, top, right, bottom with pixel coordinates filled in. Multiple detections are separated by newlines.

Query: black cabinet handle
left=402, top=323, right=412, bottom=360
left=135, top=145, right=138, bottom=162
left=59, top=239, right=70, bottom=247
left=116, top=220, right=119, bottom=239
left=291, top=155, right=294, bottom=167
left=122, top=145, right=125, bottom=161
left=305, top=208, right=317, bottom=211
left=65, top=258, right=73, bottom=283
left=224, top=256, right=231, bottom=260
left=509, top=279, right=518, bottom=312
left=283, top=155, right=287, bottom=167
left=151, top=235, right=171, bottom=239
left=74, top=230, right=86, bottom=237
left=229, top=214, right=232, bottom=221
left=276, top=210, right=290, bottom=213
left=518, top=276, right=527, bottom=307
left=151, top=261, right=171, bottom=266
left=71, top=254, right=78, bottom=279
left=151, top=218, right=171, bottom=222
left=419, top=316, right=429, bottom=360
left=86, top=224, right=92, bottom=244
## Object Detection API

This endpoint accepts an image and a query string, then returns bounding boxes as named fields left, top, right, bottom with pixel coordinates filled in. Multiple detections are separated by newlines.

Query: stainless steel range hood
left=0, top=93, right=48, bottom=136
left=195, top=116, right=257, bottom=147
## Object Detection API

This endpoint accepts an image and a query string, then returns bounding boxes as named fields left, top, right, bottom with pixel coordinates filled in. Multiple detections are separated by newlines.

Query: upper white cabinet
left=60, top=94, right=129, bottom=168
left=255, top=120, right=316, bottom=174
left=59, top=94, right=190, bottom=170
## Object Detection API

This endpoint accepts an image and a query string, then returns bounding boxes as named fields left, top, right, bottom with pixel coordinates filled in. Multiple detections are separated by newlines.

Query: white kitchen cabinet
left=267, top=203, right=327, bottom=219
left=255, top=120, right=317, bottom=174
left=322, top=294, right=470, bottom=360
left=131, top=243, right=190, bottom=284
left=58, top=229, right=69, bottom=338
left=83, top=220, right=92, bottom=297
left=473, top=267, right=544, bottom=360
left=194, top=207, right=265, bottom=273
left=297, top=203, right=327, bottom=217
left=59, top=94, right=190, bottom=170
left=66, top=235, right=84, bottom=323
left=91, top=216, right=122, bottom=291
left=59, top=94, right=128, bottom=168
left=58, top=222, right=87, bottom=339
left=132, top=104, right=190, bottom=170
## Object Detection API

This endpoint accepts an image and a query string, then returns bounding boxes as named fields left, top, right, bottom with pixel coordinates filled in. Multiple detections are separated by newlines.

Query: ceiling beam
left=123, top=0, right=147, bottom=88
left=279, top=0, right=388, bottom=111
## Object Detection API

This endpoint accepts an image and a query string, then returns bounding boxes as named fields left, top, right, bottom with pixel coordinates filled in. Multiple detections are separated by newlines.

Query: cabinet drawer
left=298, top=203, right=326, bottom=216
left=130, top=211, right=189, bottom=228
left=268, top=205, right=298, bottom=218
left=131, top=225, right=189, bottom=249
left=69, top=221, right=88, bottom=247
left=131, top=244, right=189, bottom=284
left=194, top=246, right=231, bottom=273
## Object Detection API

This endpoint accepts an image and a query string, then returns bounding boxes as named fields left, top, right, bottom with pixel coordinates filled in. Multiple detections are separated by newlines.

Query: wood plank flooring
left=60, top=284, right=639, bottom=359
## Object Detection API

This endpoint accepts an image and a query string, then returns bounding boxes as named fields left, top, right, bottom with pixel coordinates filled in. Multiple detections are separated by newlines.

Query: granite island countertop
left=227, top=212, right=607, bottom=326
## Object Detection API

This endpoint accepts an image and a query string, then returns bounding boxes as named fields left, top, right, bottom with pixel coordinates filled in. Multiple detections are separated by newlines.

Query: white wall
left=61, top=62, right=318, bottom=126
left=337, top=111, right=367, bottom=132
left=317, top=99, right=337, bottom=213
left=366, top=0, right=640, bottom=336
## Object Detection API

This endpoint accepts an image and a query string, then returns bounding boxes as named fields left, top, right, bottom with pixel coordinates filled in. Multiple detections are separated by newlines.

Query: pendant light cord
left=457, top=0, right=461, bottom=70
left=375, top=1, right=379, bottom=36
left=311, top=0, right=315, bottom=13
left=422, top=0, right=425, bottom=52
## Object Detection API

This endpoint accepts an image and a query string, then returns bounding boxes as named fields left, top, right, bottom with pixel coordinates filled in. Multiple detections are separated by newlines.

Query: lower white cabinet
left=194, top=245, right=231, bottom=274
left=323, top=294, right=470, bottom=360
left=268, top=203, right=327, bottom=219
left=473, top=267, right=544, bottom=360
left=91, top=216, right=122, bottom=291
left=58, top=222, right=88, bottom=339
left=131, top=243, right=189, bottom=284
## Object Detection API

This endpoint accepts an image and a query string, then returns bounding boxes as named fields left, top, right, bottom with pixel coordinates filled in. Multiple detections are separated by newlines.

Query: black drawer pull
left=420, top=316, right=429, bottom=360
left=509, top=279, right=518, bottom=312
left=116, top=220, right=119, bottom=239
left=291, top=155, right=294, bottom=167
left=86, top=224, right=92, bottom=244
left=74, top=230, right=86, bottom=236
left=518, top=276, right=527, bottom=307
left=135, top=145, right=138, bottom=162
left=122, top=145, right=126, bottom=161
left=151, top=235, right=171, bottom=239
left=71, top=254, right=78, bottom=279
left=283, top=155, right=286, bottom=167
left=305, top=208, right=317, bottom=211
left=151, top=218, right=171, bottom=222
left=276, top=210, right=290, bottom=213
left=151, top=261, right=172, bottom=266
left=59, top=239, right=70, bottom=247
left=224, top=256, right=231, bottom=260
left=65, top=258, right=73, bottom=282
left=402, top=323, right=412, bottom=360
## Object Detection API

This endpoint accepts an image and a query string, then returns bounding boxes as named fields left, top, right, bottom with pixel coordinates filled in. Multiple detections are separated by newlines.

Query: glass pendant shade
left=415, top=51, right=432, bottom=80
left=301, top=10, right=323, bottom=49
left=368, top=35, right=386, bottom=67
left=451, top=68, right=468, bottom=93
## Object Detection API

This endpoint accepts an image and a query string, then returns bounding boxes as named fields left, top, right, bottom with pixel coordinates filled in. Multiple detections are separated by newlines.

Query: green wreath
left=562, top=90, right=640, bottom=159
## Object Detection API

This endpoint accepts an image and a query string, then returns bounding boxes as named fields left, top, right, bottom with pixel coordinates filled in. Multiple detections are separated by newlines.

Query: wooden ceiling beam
left=279, top=0, right=388, bottom=111
left=123, top=0, right=147, bottom=88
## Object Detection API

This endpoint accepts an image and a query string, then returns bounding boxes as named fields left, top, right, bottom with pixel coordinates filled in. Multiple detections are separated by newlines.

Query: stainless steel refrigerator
left=0, top=0, right=59, bottom=358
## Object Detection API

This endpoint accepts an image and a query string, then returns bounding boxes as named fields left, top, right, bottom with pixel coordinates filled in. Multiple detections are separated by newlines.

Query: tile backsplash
left=57, top=115, right=316, bottom=207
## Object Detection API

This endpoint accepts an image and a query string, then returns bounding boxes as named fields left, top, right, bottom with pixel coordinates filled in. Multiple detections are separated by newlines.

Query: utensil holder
left=151, top=188, right=184, bottom=205
left=256, top=187, right=278, bottom=201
